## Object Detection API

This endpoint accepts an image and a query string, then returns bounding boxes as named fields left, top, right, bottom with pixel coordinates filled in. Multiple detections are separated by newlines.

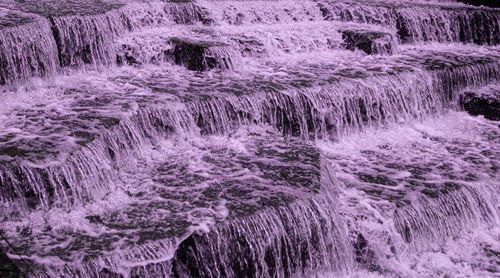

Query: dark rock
left=456, top=0, right=500, bottom=8
left=460, top=87, right=500, bottom=121
left=171, top=233, right=208, bottom=278
left=352, top=233, right=381, bottom=272
left=0, top=251, right=23, bottom=278
left=341, top=30, right=396, bottom=55
left=99, top=268, right=124, bottom=278
left=171, top=37, right=240, bottom=71
left=165, top=2, right=214, bottom=25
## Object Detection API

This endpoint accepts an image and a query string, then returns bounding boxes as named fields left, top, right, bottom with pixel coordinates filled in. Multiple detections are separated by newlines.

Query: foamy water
left=0, top=0, right=499, bottom=277
left=320, top=112, right=500, bottom=277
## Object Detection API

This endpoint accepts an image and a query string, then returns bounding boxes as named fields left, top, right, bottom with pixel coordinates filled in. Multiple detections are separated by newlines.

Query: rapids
left=0, top=0, right=499, bottom=277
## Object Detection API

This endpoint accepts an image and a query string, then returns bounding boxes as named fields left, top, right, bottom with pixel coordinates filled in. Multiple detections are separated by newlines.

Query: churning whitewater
left=0, top=0, right=499, bottom=277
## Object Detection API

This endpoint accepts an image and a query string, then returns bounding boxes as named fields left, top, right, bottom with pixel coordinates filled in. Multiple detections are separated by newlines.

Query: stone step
left=0, top=0, right=211, bottom=85
left=170, top=37, right=242, bottom=71
left=1, top=127, right=353, bottom=277
left=115, top=21, right=398, bottom=67
left=4, top=113, right=498, bottom=277
left=0, top=45, right=499, bottom=214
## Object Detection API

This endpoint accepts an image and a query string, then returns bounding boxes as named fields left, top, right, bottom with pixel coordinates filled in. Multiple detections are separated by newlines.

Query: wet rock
left=456, top=0, right=500, bottom=8
left=341, top=29, right=396, bottom=55
left=171, top=37, right=241, bottom=71
left=0, top=251, right=23, bottom=278
left=352, top=233, right=380, bottom=272
left=460, top=86, right=500, bottom=121
left=171, top=234, right=207, bottom=277
left=99, top=268, right=124, bottom=278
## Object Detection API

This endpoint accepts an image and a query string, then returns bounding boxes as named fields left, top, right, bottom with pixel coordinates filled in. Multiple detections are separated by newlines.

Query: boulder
left=341, top=29, right=396, bottom=55
left=171, top=37, right=241, bottom=71
left=460, top=85, right=500, bottom=121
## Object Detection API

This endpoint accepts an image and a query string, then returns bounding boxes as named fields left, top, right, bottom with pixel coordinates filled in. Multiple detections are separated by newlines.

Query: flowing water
left=0, top=0, right=499, bottom=277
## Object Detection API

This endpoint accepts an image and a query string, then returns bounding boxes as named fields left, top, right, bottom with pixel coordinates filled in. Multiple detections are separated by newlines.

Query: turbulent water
left=0, top=0, right=499, bottom=277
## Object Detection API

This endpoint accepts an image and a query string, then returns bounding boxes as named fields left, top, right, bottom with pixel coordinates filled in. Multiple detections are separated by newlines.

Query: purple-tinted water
left=0, top=0, right=499, bottom=277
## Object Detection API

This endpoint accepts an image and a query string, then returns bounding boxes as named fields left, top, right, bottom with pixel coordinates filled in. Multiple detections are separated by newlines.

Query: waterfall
left=320, top=110, right=500, bottom=275
left=187, top=59, right=500, bottom=139
left=164, top=2, right=213, bottom=25
left=1, top=0, right=500, bottom=277
left=394, top=183, right=497, bottom=250
left=50, top=1, right=204, bottom=68
left=171, top=193, right=354, bottom=278
left=318, top=0, right=500, bottom=45
left=0, top=17, right=59, bottom=85
left=51, top=12, right=124, bottom=68
left=0, top=106, right=198, bottom=216
left=0, top=1, right=212, bottom=81
left=198, top=0, right=323, bottom=25
left=2, top=2, right=210, bottom=73
left=1, top=46, right=498, bottom=216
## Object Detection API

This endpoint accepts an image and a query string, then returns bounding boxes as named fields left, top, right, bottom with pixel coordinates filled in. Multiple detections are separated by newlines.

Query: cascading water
left=0, top=0, right=499, bottom=277
left=51, top=1, right=211, bottom=68
left=318, top=0, right=500, bottom=45
left=0, top=15, right=59, bottom=85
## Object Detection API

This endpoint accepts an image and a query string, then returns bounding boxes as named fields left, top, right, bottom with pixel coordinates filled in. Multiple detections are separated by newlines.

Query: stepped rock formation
left=0, top=0, right=499, bottom=277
